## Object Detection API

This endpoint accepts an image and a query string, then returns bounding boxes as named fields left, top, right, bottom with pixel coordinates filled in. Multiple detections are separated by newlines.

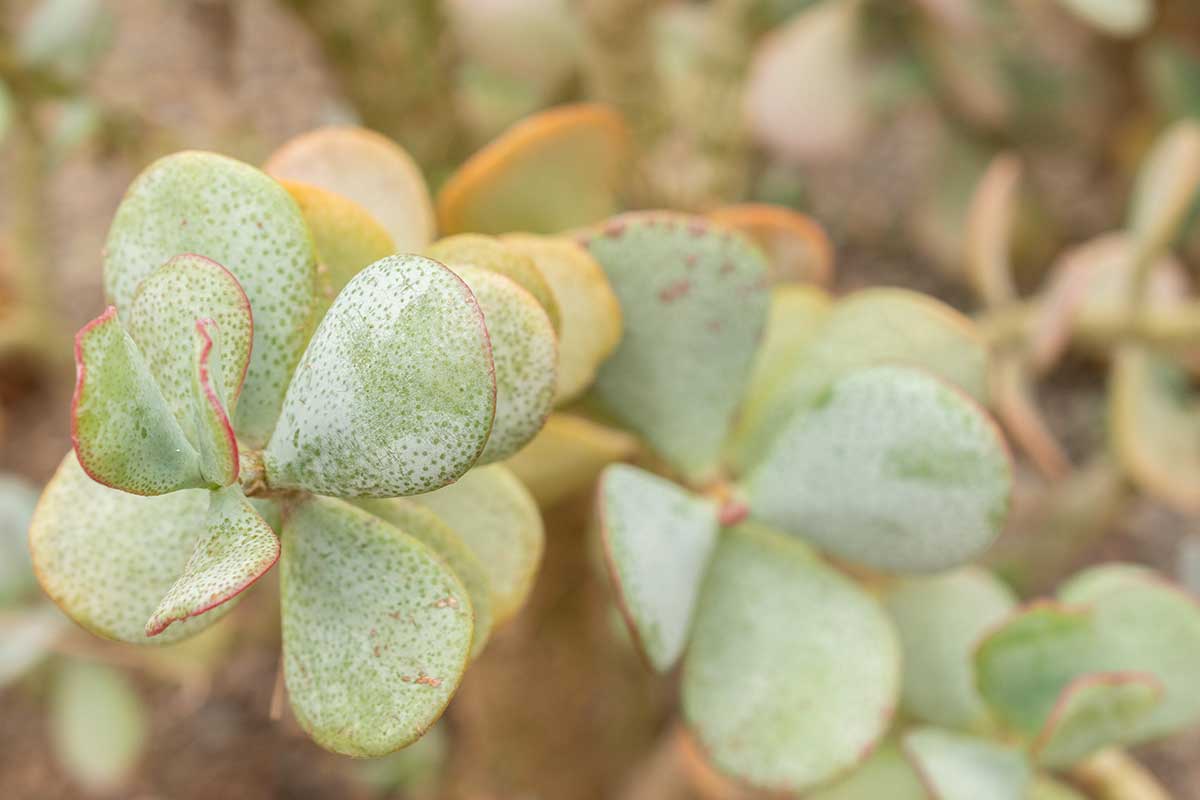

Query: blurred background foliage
left=2, top=0, right=1200, bottom=797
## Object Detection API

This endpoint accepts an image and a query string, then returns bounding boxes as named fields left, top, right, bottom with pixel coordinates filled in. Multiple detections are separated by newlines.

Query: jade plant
left=27, top=134, right=560, bottom=757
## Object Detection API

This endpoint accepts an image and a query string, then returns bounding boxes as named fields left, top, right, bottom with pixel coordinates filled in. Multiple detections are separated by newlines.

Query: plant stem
left=978, top=300, right=1200, bottom=355
left=1071, top=749, right=1172, bottom=800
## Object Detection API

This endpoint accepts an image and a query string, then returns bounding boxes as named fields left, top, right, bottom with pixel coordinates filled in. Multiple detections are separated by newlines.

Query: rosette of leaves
left=28, top=147, right=553, bottom=757
left=578, top=210, right=1013, bottom=792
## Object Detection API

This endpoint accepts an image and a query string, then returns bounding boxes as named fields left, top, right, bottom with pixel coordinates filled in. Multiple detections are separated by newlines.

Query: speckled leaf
left=103, top=151, right=317, bottom=447
left=728, top=288, right=989, bottom=476
left=145, top=485, right=279, bottom=637
left=50, top=660, right=147, bottom=794
left=0, top=604, right=67, bottom=687
left=281, top=496, right=472, bottom=757
left=965, top=154, right=1020, bottom=308
left=30, top=453, right=237, bottom=644
left=355, top=497, right=494, bottom=659
left=264, top=255, right=496, bottom=497
left=1128, top=119, right=1200, bottom=250
left=902, top=727, right=1030, bottom=800
left=427, top=234, right=562, bottom=333
left=598, top=464, right=719, bottom=672
left=265, top=126, right=435, bottom=253
left=1110, top=345, right=1200, bottom=512
left=0, top=475, right=40, bottom=606
left=501, top=233, right=622, bottom=404
left=124, top=254, right=253, bottom=431
left=806, top=741, right=927, bottom=800
left=280, top=180, right=396, bottom=323
left=708, top=204, right=834, bottom=286
left=1034, top=673, right=1163, bottom=767
left=452, top=265, right=556, bottom=464
left=581, top=212, right=769, bottom=483
left=1053, top=0, right=1153, bottom=36
left=743, top=366, right=1011, bottom=573
left=189, top=319, right=238, bottom=487
left=411, top=465, right=543, bottom=625
left=682, top=523, right=898, bottom=792
left=504, top=414, right=639, bottom=508
left=437, top=104, right=628, bottom=235
left=745, top=0, right=870, bottom=162
left=71, top=307, right=204, bottom=495
left=974, top=602, right=1099, bottom=736
left=883, top=568, right=1016, bottom=731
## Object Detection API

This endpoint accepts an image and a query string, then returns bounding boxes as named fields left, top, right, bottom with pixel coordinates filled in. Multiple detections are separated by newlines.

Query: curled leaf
left=902, top=727, right=1030, bottom=800
left=1033, top=672, right=1163, bottom=767
left=189, top=319, right=238, bottom=487
left=264, top=255, right=496, bottom=497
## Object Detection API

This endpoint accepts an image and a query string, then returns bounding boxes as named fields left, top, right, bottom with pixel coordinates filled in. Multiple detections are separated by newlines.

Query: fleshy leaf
left=883, top=568, right=1016, bottom=731
left=501, top=233, right=623, bottom=404
left=1052, top=0, right=1152, bottom=36
left=281, top=497, right=472, bottom=757
left=411, top=465, right=543, bottom=625
left=728, top=287, right=989, bottom=476
left=356, top=497, right=495, bottom=659
left=1030, top=775, right=1089, bottom=800
left=145, top=485, right=279, bottom=637
left=0, top=604, right=67, bottom=687
left=965, top=153, right=1020, bottom=308
left=1128, top=119, right=1200, bottom=252
left=707, top=204, right=834, bottom=286
left=71, top=307, right=204, bottom=495
left=29, top=453, right=237, bottom=644
left=902, top=727, right=1030, bottom=800
left=581, top=212, right=769, bottom=483
left=682, top=523, right=898, bottom=792
left=1033, top=673, right=1163, bottom=767
left=452, top=265, right=557, bottom=464
left=0, top=475, right=41, bottom=606
left=104, top=151, right=316, bottom=446
left=50, top=660, right=147, bottom=794
left=1110, top=345, right=1200, bottom=512
left=598, top=464, right=719, bottom=672
left=124, top=253, right=253, bottom=430
left=990, top=353, right=1071, bottom=480
left=189, top=319, right=238, bottom=487
left=807, top=740, right=927, bottom=800
left=437, top=103, right=629, bottom=235
left=504, top=413, right=640, bottom=508
left=427, top=234, right=562, bottom=333
left=743, top=365, right=1011, bottom=573
left=280, top=180, right=396, bottom=322
left=264, top=126, right=435, bottom=253
left=264, top=255, right=496, bottom=497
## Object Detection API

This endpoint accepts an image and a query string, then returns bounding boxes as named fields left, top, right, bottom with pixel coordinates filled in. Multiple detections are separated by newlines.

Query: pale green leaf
left=682, top=523, right=898, bottom=792
left=356, top=497, right=494, bottom=659
left=806, top=740, right=927, bottom=800
left=437, top=104, right=628, bottom=235
left=0, top=475, right=40, bottom=606
left=189, top=319, right=238, bottom=487
left=0, top=604, right=67, bottom=687
left=729, top=287, right=989, bottom=475
left=412, top=464, right=543, bottom=625
left=281, top=496, right=472, bottom=757
left=902, top=727, right=1030, bottom=800
left=1129, top=120, right=1200, bottom=249
left=104, top=151, right=317, bottom=447
left=452, top=264, right=557, bottom=464
left=264, top=255, right=496, bottom=497
left=743, top=366, right=1011, bottom=573
left=29, top=453, right=237, bottom=644
left=883, top=568, right=1016, bottom=731
left=598, top=464, right=719, bottom=672
left=17, top=0, right=113, bottom=80
left=71, top=307, right=204, bottom=495
left=1030, top=774, right=1089, bottom=800
left=265, top=126, right=435, bottom=253
left=145, top=485, right=279, bottom=637
left=50, top=660, right=147, bottom=793
left=1056, top=0, right=1152, bottom=35
left=582, top=212, right=770, bottom=483
left=1034, top=673, right=1162, bottom=767
left=124, top=253, right=253, bottom=434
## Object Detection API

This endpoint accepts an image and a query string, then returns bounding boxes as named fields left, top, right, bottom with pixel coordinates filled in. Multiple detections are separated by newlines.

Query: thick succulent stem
left=1071, top=749, right=1172, bottom=800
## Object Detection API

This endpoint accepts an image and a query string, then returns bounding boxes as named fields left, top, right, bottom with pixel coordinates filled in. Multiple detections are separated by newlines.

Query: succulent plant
left=27, top=133, right=560, bottom=757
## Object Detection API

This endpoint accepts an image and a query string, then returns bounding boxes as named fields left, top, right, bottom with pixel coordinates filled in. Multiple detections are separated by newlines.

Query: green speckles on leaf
left=71, top=307, right=204, bottom=496
left=682, top=524, right=898, bottom=792
left=412, top=465, right=543, bottom=625
left=598, top=464, right=718, bottom=672
left=582, top=212, right=769, bottom=483
left=145, top=485, right=279, bottom=637
left=281, top=496, right=472, bottom=758
left=29, top=453, right=236, bottom=645
left=264, top=255, right=496, bottom=498
left=103, top=151, right=317, bottom=447
left=743, top=366, right=1011, bottom=574
left=452, top=265, right=557, bottom=464
left=902, top=727, right=1030, bottom=800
